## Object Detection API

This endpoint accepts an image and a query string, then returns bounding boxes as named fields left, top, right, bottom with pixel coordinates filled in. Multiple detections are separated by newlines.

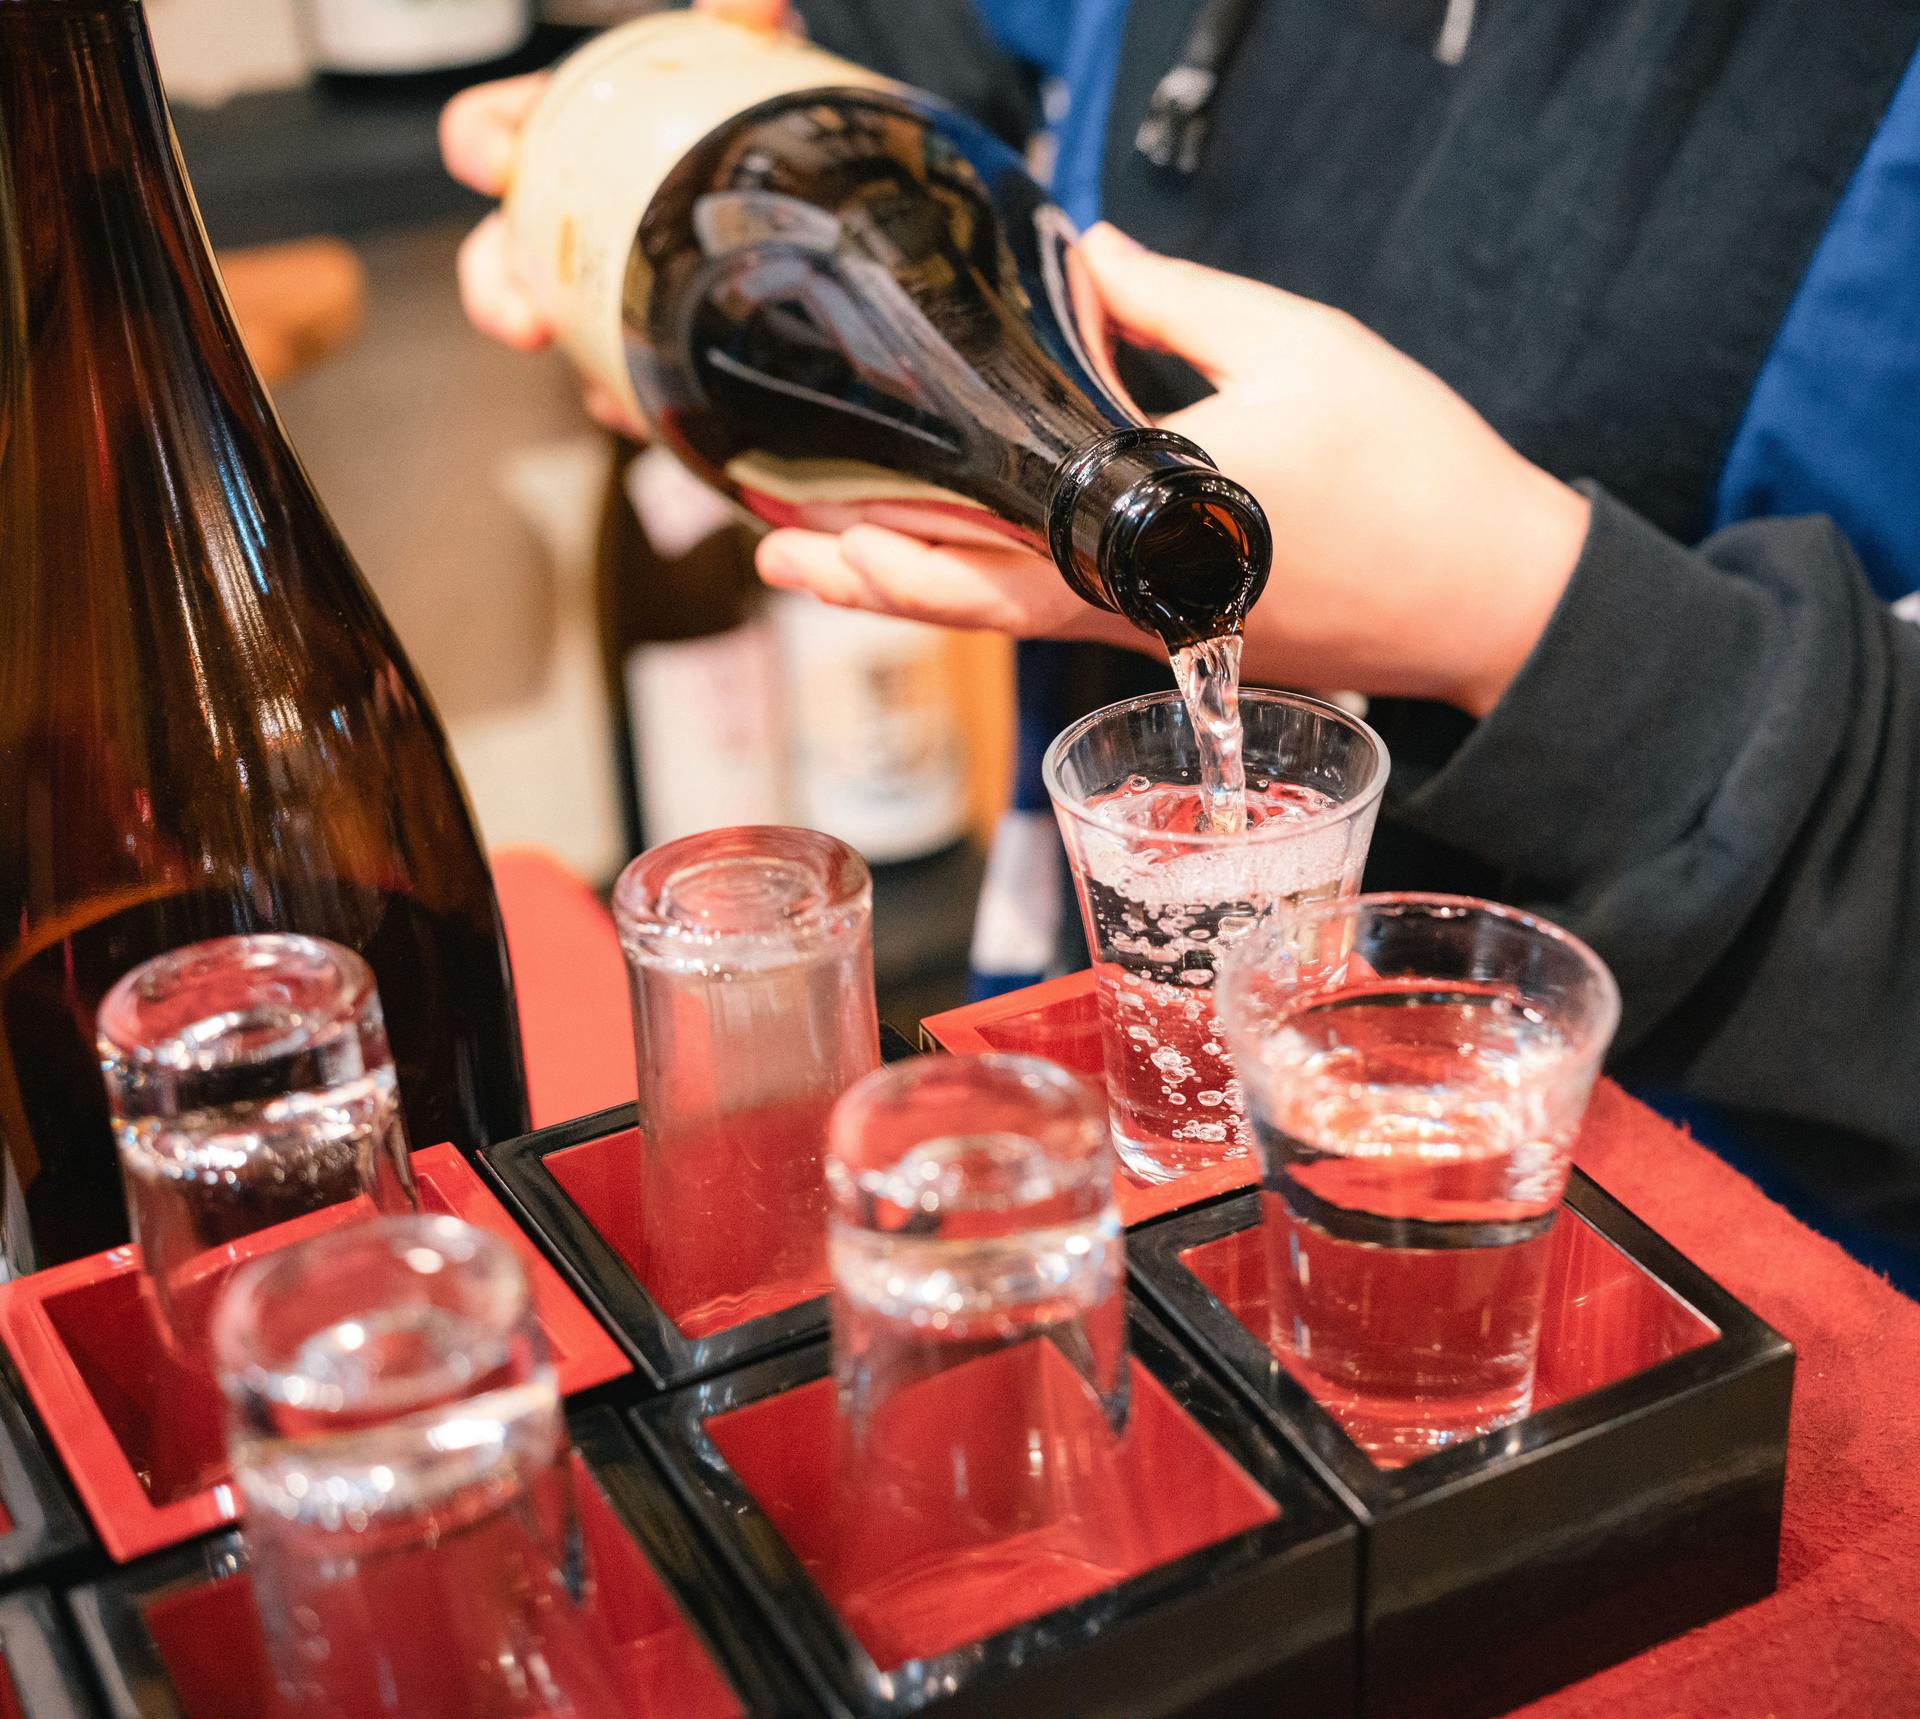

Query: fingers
left=439, top=73, right=549, bottom=196
left=695, top=0, right=792, bottom=24
left=456, top=213, right=547, bottom=349
left=760, top=526, right=1039, bottom=632
left=758, top=525, right=1145, bottom=648
left=1078, top=222, right=1312, bottom=383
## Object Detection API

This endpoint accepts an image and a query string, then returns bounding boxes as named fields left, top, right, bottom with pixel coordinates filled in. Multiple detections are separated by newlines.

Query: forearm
left=1395, top=488, right=1920, bottom=1155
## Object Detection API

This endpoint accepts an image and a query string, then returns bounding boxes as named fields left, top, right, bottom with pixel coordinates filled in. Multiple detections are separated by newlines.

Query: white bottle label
left=774, top=593, right=970, bottom=864
left=303, top=0, right=529, bottom=73
left=505, top=14, right=892, bottom=424
left=627, top=621, right=790, bottom=848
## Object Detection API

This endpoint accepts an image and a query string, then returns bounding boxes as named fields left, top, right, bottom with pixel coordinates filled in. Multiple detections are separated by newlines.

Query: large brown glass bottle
left=0, top=0, right=531, bottom=1267
left=509, top=14, right=1272, bottom=654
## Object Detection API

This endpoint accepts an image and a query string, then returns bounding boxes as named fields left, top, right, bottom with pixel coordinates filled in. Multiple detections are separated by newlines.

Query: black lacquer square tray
left=634, top=1299, right=1360, bottom=1718
left=1130, top=1175, right=1794, bottom=1718
left=481, top=1027, right=919, bottom=1393
left=67, top=1408, right=814, bottom=1719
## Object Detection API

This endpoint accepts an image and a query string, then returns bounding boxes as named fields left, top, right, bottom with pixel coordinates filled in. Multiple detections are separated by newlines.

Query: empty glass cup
left=97, top=934, right=418, bottom=1368
left=614, top=825, right=880, bottom=1337
left=1044, top=689, right=1387, bottom=1187
left=212, top=1215, right=622, bottom=1719
left=825, top=1053, right=1136, bottom=1613
left=1216, top=893, right=1621, bottom=1462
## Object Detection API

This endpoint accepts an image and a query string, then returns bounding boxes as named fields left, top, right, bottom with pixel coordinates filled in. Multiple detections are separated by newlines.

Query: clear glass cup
left=211, top=1215, right=623, bottom=1719
left=824, top=1053, right=1136, bottom=1613
left=1044, top=689, right=1388, bottom=1186
left=97, top=934, right=419, bottom=1368
left=1216, top=893, right=1621, bottom=1462
left=613, top=825, right=880, bottom=1337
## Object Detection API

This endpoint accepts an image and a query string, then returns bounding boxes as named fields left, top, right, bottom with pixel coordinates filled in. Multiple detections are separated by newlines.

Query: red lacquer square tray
left=0, top=1144, right=628, bottom=1562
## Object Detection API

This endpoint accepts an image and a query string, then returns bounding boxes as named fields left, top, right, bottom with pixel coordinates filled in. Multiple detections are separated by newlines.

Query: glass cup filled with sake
left=1217, top=893, right=1620, bottom=1462
left=1044, top=690, right=1387, bottom=1186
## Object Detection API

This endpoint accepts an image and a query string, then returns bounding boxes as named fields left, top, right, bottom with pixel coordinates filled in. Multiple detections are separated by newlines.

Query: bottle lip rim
left=612, top=824, right=873, bottom=967
left=1041, top=687, right=1390, bottom=848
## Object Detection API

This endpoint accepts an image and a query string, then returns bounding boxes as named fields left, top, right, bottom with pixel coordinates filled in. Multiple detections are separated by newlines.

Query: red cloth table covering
left=491, top=848, right=1920, bottom=1714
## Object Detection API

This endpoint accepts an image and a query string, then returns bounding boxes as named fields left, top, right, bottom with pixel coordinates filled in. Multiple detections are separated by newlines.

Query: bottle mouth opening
left=1101, top=469, right=1272, bottom=648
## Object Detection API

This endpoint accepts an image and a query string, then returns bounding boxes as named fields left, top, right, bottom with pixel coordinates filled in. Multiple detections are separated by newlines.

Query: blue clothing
left=968, top=0, right=1127, bottom=225
left=1715, top=45, right=1920, bottom=602
left=976, top=0, right=1920, bottom=600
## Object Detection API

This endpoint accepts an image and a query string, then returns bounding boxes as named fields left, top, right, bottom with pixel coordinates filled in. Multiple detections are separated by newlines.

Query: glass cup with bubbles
left=97, top=933, right=418, bottom=1370
left=1044, top=690, right=1387, bottom=1186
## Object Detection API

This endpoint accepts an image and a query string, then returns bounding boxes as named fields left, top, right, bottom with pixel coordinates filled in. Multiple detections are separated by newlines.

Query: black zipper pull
left=1135, top=0, right=1260, bottom=175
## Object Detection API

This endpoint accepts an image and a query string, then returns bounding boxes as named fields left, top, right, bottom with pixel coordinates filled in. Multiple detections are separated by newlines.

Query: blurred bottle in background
left=595, top=443, right=789, bottom=857
left=297, top=0, right=533, bottom=81
left=533, top=0, right=659, bottom=24
left=774, top=596, right=973, bottom=867
left=594, top=443, right=979, bottom=869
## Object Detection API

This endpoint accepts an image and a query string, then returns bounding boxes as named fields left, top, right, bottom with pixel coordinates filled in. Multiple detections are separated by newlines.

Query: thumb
left=1078, top=223, right=1292, bottom=384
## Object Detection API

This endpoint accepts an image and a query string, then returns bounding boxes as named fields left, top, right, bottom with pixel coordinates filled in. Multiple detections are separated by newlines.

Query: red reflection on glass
left=919, top=974, right=1258, bottom=1225
left=142, top=1455, right=743, bottom=1719
left=42, top=1272, right=226, bottom=1508
left=546, top=1122, right=828, bottom=1337
left=33, top=1150, right=623, bottom=1522
left=708, top=1343, right=1279, bottom=1671
left=0, top=1652, right=25, bottom=1719
left=1182, top=1209, right=1718, bottom=1468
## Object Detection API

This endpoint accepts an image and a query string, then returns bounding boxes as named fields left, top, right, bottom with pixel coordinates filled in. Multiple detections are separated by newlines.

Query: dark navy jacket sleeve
left=1397, top=489, right=1920, bottom=1164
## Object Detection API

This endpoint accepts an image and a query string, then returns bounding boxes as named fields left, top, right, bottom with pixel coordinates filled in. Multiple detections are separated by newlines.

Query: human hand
left=438, top=0, right=792, bottom=430
left=758, top=224, right=1591, bottom=718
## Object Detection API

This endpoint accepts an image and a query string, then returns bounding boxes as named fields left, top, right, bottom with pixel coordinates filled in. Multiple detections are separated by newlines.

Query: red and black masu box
left=0, top=1144, right=630, bottom=1564
left=1130, top=1177, right=1795, bottom=1719
left=633, top=1300, right=1360, bottom=1718
left=0, top=1590, right=98, bottom=1719
left=0, top=1375, right=88, bottom=1588
left=482, top=1025, right=922, bottom=1393
left=919, top=974, right=1257, bottom=1229
left=67, top=1406, right=813, bottom=1719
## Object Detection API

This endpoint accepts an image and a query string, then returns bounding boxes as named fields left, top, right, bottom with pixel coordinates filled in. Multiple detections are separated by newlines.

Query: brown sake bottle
left=0, top=0, right=530, bottom=1267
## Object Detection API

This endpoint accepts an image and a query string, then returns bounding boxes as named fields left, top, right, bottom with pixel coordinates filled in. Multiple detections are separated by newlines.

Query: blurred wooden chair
left=218, top=235, right=365, bottom=384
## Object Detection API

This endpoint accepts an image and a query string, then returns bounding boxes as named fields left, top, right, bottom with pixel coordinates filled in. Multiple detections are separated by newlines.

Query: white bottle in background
left=773, top=592, right=971, bottom=866
left=619, top=449, right=792, bottom=848
left=300, top=0, right=531, bottom=75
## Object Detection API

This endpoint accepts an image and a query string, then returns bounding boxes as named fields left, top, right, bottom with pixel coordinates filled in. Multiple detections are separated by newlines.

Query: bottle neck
left=1, top=0, right=295, bottom=519
left=1047, top=428, right=1272, bottom=650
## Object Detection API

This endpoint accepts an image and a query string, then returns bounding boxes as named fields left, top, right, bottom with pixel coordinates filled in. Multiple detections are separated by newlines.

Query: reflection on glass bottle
left=0, top=2, right=529, bottom=1265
